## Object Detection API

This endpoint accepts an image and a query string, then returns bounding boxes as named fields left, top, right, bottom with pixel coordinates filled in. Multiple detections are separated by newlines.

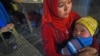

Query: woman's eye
left=59, top=4, right=64, bottom=7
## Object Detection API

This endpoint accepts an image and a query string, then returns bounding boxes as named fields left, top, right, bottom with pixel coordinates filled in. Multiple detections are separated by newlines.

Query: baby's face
left=73, top=24, right=91, bottom=38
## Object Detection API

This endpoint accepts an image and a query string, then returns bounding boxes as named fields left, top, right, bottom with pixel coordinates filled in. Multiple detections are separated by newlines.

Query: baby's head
left=73, top=16, right=98, bottom=38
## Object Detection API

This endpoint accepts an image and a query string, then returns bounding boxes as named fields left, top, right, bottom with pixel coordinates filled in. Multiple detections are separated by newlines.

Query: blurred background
left=0, top=0, right=100, bottom=56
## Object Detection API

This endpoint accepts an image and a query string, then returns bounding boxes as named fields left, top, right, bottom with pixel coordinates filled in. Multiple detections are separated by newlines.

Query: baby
left=61, top=16, right=98, bottom=55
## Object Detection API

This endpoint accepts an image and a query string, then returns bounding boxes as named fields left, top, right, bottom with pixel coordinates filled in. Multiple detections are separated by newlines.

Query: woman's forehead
left=59, top=0, right=71, bottom=2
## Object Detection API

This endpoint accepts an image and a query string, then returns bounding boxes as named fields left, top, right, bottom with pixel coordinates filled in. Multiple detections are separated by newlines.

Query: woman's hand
left=77, top=47, right=98, bottom=56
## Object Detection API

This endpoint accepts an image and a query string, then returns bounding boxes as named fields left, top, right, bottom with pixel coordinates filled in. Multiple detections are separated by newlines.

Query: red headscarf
left=42, top=0, right=71, bottom=31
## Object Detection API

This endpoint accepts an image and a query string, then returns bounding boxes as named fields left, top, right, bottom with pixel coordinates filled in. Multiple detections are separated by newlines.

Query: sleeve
left=41, top=25, right=63, bottom=56
left=61, top=37, right=93, bottom=55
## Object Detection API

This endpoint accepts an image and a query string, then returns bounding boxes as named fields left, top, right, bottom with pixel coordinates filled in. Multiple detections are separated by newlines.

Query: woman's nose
left=64, top=4, right=68, bottom=11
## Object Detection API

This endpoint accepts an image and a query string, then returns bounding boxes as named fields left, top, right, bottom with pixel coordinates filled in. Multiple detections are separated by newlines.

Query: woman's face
left=73, top=24, right=91, bottom=38
left=58, top=0, right=72, bottom=18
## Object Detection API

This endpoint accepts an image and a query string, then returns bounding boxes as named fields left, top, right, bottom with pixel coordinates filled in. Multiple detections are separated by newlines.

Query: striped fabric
left=61, top=37, right=93, bottom=55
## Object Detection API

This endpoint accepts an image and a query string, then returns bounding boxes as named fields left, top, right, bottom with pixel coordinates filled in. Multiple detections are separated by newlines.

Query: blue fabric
left=76, top=36, right=93, bottom=47
left=67, top=41, right=77, bottom=54
left=0, top=2, right=11, bottom=28
left=61, top=36, right=93, bottom=55
left=0, top=16, right=6, bottom=28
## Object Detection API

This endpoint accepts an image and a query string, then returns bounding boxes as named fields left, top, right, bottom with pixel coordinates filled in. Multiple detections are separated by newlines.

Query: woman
left=41, top=0, right=99, bottom=56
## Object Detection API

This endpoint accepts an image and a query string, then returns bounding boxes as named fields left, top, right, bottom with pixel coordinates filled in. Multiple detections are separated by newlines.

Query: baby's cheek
left=81, top=33, right=90, bottom=38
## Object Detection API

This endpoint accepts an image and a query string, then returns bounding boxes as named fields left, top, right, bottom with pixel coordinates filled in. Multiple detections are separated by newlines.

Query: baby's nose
left=76, top=31, right=81, bottom=36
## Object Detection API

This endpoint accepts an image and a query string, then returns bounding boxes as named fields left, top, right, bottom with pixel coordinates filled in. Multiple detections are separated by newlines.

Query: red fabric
left=92, top=37, right=99, bottom=50
left=42, top=0, right=72, bottom=31
left=41, top=0, right=99, bottom=56
left=41, top=11, right=81, bottom=56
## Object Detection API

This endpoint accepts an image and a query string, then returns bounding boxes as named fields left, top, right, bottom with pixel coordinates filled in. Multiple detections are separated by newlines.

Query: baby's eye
left=81, top=30, right=85, bottom=32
